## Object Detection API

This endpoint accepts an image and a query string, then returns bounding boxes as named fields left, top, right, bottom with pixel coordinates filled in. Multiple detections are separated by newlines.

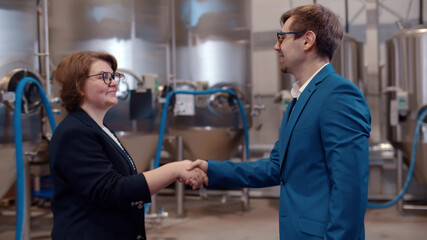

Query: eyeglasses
left=276, top=31, right=303, bottom=46
left=87, top=72, right=124, bottom=85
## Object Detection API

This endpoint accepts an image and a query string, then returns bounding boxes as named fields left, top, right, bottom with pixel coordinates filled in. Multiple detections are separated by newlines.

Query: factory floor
left=1, top=194, right=427, bottom=239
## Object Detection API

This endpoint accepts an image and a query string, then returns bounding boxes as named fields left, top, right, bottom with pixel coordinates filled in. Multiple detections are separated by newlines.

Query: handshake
left=177, top=159, right=209, bottom=190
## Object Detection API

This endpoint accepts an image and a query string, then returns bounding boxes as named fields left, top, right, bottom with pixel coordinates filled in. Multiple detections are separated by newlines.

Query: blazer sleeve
left=50, top=124, right=151, bottom=210
left=207, top=139, right=281, bottom=188
left=319, top=83, right=371, bottom=239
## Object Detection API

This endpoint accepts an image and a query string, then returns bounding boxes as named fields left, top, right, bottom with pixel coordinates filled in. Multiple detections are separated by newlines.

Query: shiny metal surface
left=49, top=0, right=168, bottom=129
left=116, top=132, right=158, bottom=172
left=49, top=0, right=252, bottom=162
left=0, top=144, right=16, bottom=199
left=0, top=0, right=38, bottom=81
left=166, top=127, right=243, bottom=161
left=0, top=0, right=42, bottom=145
left=173, top=0, right=251, bottom=100
left=387, top=25, right=427, bottom=185
left=49, top=0, right=169, bottom=84
left=167, top=0, right=252, bottom=160
left=49, top=0, right=167, bottom=171
left=0, top=0, right=43, bottom=201
left=331, top=33, right=365, bottom=92
left=168, top=92, right=245, bottom=160
left=0, top=68, right=43, bottom=114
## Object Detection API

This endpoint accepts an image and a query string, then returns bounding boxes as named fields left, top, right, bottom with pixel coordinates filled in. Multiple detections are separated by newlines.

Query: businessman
left=187, top=4, right=371, bottom=240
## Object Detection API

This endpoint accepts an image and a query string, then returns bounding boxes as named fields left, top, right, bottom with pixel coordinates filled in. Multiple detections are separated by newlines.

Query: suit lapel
left=283, top=98, right=296, bottom=127
left=279, top=64, right=336, bottom=170
left=72, top=109, right=137, bottom=174
left=98, top=127, right=137, bottom=173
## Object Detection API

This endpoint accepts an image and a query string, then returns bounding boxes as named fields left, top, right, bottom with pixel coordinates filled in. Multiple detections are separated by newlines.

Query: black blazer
left=49, top=108, right=151, bottom=240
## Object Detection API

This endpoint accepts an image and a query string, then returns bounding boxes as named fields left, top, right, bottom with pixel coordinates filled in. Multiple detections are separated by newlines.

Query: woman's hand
left=178, top=160, right=209, bottom=189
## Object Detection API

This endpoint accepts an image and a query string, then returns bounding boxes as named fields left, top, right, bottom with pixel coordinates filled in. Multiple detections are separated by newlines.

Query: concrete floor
left=1, top=194, right=427, bottom=239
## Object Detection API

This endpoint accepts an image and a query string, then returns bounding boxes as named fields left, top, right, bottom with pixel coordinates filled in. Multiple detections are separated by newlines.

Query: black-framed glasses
left=87, top=72, right=124, bottom=85
left=276, top=31, right=303, bottom=46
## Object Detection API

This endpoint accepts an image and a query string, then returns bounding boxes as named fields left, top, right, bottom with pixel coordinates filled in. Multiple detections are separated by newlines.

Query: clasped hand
left=178, top=159, right=209, bottom=190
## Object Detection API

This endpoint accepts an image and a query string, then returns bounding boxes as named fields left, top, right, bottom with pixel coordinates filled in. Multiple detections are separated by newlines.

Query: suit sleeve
left=319, top=84, right=371, bottom=239
left=207, top=139, right=281, bottom=188
left=51, top=126, right=151, bottom=210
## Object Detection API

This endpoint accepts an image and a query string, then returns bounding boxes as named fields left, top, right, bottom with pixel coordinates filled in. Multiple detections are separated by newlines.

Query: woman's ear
left=76, top=81, right=85, bottom=96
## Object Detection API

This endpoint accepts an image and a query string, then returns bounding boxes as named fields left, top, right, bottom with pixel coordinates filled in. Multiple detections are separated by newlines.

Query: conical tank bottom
left=166, top=127, right=244, bottom=161
left=116, top=132, right=159, bottom=173
left=398, top=142, right=427, bottom=185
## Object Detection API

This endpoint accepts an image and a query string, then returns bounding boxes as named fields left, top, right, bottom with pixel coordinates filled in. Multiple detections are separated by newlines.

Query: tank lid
left=394, top=25, right=427, bottom=36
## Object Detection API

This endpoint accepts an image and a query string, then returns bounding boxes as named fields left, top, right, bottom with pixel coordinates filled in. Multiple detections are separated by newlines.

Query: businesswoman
left=49, top=51, right=206, bottom=240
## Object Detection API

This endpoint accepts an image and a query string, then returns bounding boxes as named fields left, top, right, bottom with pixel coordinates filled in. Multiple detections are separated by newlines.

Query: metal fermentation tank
left=0, top=0, right=42, bottom=199
left=49, top=0, right=169, bottom=172
left=48, top=0, right=252, bottom=164
left=332, top=33, right=365, bottom=92
left=167, top=0, right=252, bottom=161
left=387, top=25, right=427, bottom=185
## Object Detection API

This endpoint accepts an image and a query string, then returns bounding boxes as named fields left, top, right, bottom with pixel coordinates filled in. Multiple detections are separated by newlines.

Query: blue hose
left=367, top=108, right=427, bottom=209
left=154, top=89, right=250, bottom=168
left=14, top=77, right=57, bottom=240
left=146, top=89, right=250, bottom=213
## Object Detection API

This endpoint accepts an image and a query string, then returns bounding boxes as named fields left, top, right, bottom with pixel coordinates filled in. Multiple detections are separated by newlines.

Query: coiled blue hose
left=367, top=107, right=427, bottom=209
left=14, top=77, right=57, bottom=240
left=146, top=89, right=250, bottom=213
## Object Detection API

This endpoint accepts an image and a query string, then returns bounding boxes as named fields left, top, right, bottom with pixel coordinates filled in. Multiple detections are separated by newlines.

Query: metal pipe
left=345, top=0, right=349, bottom=33
left=176, top=136, right=185, bottom=218
left=36, top=0, right=43, bottom=79
left=405, top=0, right=415, bottom=26
left=420, top=0, right=424, bottom=24
left=171, top=0, right=176, bottom=88
left=397, top=150, right=403, bottom=211
left=149, top=159, right=156, bottom=214
left=116, top=68, right=142, bottom=83
left=23, top=159, right=30, bottom=240
left=241, top=139, right=249, bottom=211
left=166, top=4, right=172, bottom=85
left=43, top=0, right=51, bottom=99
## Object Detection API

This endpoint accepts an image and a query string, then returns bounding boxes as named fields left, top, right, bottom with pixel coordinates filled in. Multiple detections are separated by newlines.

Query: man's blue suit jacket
left=207, top=64, right=371, bottom=240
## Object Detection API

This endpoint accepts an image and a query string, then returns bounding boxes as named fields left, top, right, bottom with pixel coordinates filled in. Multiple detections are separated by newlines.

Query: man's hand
left=187, top=159, right=208, bottom=173
left=183, top=159, right=209, bottom=187
left=178, top=160, right=209, bottom=189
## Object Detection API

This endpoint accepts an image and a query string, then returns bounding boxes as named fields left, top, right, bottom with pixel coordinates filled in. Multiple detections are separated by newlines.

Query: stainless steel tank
left=49, top=0, right=251, bottom=163
left=0, top=0, right=41, bottom=198
left=49, top=0, right=169, bottom=81
left=387, top=25, right=427, bottom=185
left=331, top=33, right=365, bottom=92
left=167, top=0, right=252, bottom=160
left=49, top=0, right=169, bottom=171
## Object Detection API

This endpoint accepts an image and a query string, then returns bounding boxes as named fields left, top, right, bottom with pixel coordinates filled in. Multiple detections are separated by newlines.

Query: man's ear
left=303, top=30, right=316, bottom=51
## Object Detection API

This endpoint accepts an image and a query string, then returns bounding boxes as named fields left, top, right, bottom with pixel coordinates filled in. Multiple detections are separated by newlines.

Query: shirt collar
left=290, top=63, right=329, bottom=99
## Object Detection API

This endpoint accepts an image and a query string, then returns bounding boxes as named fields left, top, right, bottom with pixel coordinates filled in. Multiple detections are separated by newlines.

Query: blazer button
left=138, top=204, right=143, bottom=209
left=281, top=180, right=286, bottom=185
left=136, top=235, right=142, bottom=239
left=131, top=202, right=135, bottom=206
